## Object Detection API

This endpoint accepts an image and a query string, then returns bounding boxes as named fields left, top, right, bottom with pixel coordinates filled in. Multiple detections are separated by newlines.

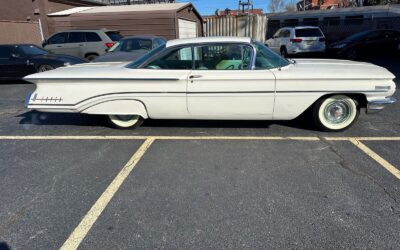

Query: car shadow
left=18, top=111, right=319, bottom=131
left=0, top=242, right=11, bottom=250
left=18, top=111, right=108, bottom=127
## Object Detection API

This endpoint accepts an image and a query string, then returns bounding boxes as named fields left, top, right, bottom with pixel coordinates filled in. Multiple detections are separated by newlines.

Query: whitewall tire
left=107, top=115, right=143, bottom=129
left=313, top=95, right=359, bottom=132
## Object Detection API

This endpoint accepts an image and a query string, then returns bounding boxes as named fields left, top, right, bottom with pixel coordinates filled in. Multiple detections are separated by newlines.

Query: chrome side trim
left=367, top=97, right=396, bottom=114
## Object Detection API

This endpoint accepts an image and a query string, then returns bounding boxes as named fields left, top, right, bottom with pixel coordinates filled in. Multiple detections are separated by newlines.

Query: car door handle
left=189, top=75, right=203, bottom=79
left=56, top=45, right=62, bottom=48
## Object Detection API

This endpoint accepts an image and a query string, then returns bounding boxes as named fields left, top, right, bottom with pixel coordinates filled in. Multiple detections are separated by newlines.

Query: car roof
left=55, top=29, right=117, bottom=33
left=120, top=35, right=165, bottom=40
left=166, top=37, right=252, bottom=48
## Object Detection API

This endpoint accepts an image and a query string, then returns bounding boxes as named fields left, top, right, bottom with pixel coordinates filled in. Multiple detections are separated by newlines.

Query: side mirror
left=273, top=35, right=278, bottom=39
left=10, top=53, right=22, bottom=59
left=42, top=40, right=48, bottom=47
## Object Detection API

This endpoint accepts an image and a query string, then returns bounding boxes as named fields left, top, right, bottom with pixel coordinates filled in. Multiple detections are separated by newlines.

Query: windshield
left=109, top=38, right=153, bottom=53
left=295, top=28, right=323, bottom=37
left=18, top=45, right=48, bottom=56
left=343, top=31, right=370, bottom=42
left=254, top=41, right=290, bottom=69
left=126, top=44, right=166, bottom=69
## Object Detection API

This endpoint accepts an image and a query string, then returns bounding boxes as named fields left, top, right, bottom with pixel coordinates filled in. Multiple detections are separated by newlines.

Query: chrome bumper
left=367, top=97, right=396, bottom=114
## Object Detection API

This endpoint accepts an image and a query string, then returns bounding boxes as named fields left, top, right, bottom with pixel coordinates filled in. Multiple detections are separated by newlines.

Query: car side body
left=24, top=37, right=396, bottom=131
left=93, top=35, right=167, bottom=63
left=328, top=29, right=400, bottom=60
left=42, top=29, right=122, bottom=61
left=0, top=44, right=85, bottom=81
left=266, top=26, right=326, bottom=57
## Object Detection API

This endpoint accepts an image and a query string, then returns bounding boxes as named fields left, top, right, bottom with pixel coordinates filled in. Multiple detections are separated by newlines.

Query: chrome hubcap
left=324, top=101, right=351, bottom=124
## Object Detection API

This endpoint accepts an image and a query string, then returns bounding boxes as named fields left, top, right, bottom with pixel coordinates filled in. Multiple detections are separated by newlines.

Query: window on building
left=323, top=16, right=340, bottom=26
left=345, top=15, right=364, bottom=25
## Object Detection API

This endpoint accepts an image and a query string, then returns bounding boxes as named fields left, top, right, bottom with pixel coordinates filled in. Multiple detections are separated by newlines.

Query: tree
left=284, top=0, right=297, bottom=12
left=268, top=0, right=284, bottom=13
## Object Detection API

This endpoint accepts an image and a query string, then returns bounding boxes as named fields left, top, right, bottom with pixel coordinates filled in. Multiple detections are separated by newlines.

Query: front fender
left=81, top=99, right=149, bottom=118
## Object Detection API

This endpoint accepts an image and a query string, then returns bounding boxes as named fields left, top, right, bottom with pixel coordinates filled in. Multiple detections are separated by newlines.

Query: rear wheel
left=107, top=115, right=143, bottom=129
left=85, top=54, right=98, bottom=61
left=313, top=95, right=359, bottom=132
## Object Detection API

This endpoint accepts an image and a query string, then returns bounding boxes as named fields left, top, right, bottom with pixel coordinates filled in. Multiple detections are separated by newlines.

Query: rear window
left=295, top=28, right=323, bottom=37
left=106, top=31, right=122, bottom=41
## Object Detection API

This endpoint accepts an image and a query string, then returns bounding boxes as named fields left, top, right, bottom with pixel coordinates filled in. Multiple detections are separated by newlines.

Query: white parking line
left=60, top=138, right=155, bottom=250
left=349, top=138, right=400, bottom=180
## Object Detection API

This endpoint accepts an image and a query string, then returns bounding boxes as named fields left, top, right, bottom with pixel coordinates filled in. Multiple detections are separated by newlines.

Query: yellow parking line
left=349, top=138, right=400, bottom=180
left=0, top=135, right=320, bottom=141
left=60, top=137, right=155, bottom=250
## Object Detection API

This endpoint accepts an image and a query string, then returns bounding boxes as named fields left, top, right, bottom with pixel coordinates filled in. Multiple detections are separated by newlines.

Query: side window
left=254, top=42, right=289, bottom=70
left=279, top=30, right=290, bottom=38
left=48, top=32, right=68, bottom=44
left=0, top=46, right=12, bottom=59
left=68, top=32, right=85, bottom=43
left=144, top=47, right=192, bottom=70
left=367, top=31, right=384, bottom=41
left=273, top=29, right=281, bottom=38
left=193, top=44, right=252, bottom=70
left=85, top=32, right=102, bottom=42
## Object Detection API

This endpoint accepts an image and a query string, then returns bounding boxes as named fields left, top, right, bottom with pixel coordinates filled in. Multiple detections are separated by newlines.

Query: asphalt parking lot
left=0, top=58, right=399, bottom=249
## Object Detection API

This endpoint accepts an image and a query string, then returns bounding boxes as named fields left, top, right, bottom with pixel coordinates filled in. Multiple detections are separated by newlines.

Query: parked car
left=42, top=29, right=122, bottom=61
left=24, top=37, right=396, bottom=131
left=266, top=26, right=326, bottom=57
left=0, top=44, right=84, bottom=81
left=93, top=35, right=166, bottom=63
left=328, top=29, right=400, bottom=59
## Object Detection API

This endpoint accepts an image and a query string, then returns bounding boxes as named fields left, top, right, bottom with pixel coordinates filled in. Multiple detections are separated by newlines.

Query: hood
left=281, top=59, right=395, bottom=80
left=33, top=53, right=86, bottom=63
left=92, top=51, right=145, bottom=63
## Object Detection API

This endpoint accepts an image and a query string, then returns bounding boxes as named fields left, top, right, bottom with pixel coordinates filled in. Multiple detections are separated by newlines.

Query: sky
left=176, top=0, right=268, bottom=15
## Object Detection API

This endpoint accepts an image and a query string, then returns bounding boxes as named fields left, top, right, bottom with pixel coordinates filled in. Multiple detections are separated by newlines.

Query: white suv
left=266, top=26, right=326, bottom=57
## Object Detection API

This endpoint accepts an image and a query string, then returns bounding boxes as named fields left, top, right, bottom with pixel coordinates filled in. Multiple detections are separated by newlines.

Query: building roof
left=166, top=37, right=252, bottom=47
left=48, top=2, right=191, bottom=16
left=268, top=4, right=400, bottom=19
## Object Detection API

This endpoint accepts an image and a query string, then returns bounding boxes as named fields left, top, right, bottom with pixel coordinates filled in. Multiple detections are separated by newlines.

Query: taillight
left=105, top=42, right=115, bottom=48
left=319, top=37, right=326, bottom=42
left=290, top=38, right=302, bottom=43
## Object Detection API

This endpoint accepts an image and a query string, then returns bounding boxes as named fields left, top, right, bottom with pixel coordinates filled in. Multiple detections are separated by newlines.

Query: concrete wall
left=0, top=21, right=42, bottom=44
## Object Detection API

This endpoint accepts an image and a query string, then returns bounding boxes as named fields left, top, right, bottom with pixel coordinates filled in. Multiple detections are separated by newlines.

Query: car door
left=133, top=45, right=193, bottom=118
left=66, top=32, right=86, bottom=58
left=268, top=29, right=282, bottom=52
left=44, top=32, right=69, bottom=55
left=0, top=45, right=14, bottom=79
left=187, top=43, right=276, bottom=118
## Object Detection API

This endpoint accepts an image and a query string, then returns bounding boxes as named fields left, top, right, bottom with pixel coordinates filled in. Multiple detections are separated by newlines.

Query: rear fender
left=81, top=99, right=148, bottom=118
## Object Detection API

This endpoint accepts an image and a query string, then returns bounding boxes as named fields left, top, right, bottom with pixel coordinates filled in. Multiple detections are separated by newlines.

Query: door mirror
left=273, top=35, right=278, bottom=39
left=10, top=53, right=23, bottom=59
left=42, top=40, right=48, bottom=47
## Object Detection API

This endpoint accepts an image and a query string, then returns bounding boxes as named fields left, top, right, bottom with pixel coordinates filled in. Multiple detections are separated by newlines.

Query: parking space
left=0, top=73, right=399, bottom=249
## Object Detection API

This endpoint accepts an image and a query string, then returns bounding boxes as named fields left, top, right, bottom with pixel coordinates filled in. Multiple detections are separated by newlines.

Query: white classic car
left=25, top=37, right=396, bottom=131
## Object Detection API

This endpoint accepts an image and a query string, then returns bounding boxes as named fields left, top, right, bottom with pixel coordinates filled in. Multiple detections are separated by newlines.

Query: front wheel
left=107, top=115, right=143, bottom=129
left=313, top=95, right=359, bottom=132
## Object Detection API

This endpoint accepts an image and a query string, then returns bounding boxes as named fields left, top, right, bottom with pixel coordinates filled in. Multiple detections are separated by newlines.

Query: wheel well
left=84, top=53, right=99, bottom=58
left=315, top=93, right=368, bottom=108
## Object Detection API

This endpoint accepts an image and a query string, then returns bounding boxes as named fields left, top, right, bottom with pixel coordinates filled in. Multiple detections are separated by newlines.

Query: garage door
left=178, top=19, right=197, bottom=38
